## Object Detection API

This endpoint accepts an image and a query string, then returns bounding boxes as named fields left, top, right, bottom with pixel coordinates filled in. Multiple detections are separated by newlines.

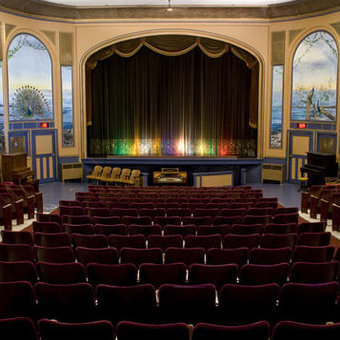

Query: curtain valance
left=86, top=35, right=259, bottom=129
left=86, top=35, right=256, bottom=70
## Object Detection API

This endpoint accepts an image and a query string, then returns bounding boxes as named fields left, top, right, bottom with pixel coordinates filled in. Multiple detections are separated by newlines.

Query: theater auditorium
left=0, top=0, right=340, bottom=339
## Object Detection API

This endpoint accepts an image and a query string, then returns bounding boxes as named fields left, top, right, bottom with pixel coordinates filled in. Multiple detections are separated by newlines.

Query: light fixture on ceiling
left=167, top=0, right=173, bottom=12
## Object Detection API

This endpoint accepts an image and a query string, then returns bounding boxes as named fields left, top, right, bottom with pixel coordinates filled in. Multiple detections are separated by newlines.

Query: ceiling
left=1, top=0, right=340, bottom=19
left=37, top=0, right=295, bottom=7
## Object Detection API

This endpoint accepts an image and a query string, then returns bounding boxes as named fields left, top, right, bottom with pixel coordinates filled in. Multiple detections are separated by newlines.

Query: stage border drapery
left=86, top=35, right=258, bottom=129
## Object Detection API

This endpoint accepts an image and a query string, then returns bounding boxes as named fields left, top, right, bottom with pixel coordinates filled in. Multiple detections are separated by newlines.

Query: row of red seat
left=56, top=210, right=299, bottom=229
left=88, top=184, right=256, bottom=192
left=0, top=243, right=337, bottom=266
left=59, top=201, right=295, bottom=217
left=0, top=183, right=43, bottom=229
left=32, top=222, right=326, bottom=241
left=2, top=317, right=340, bottom=340
left=35, top=213, right=326, bottom=232
left=0, top=259, right=338, bottom=288
left=1, top=229, right=332, bottom=251
left=74, top=194, right=268, bottom=205
left=0, top=280, right=339, bottom=326
left=300, top=184, right=339, bottom=230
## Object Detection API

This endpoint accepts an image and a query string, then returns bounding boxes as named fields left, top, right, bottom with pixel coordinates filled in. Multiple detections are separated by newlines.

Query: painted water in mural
left=61, top=66, right=74, bottom=146
left=8, top=34, right=53, bottom=121
left=0, top=62, right=5, bottom=152
left=291, top=31, right=338, bottom=122
left=270, top=65, right=283, bottom=148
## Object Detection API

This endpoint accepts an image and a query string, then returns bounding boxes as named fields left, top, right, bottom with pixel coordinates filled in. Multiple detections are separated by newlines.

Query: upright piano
left=300, top=152, right=338, bottom=186
left=1, top=153, right=35, bottom=184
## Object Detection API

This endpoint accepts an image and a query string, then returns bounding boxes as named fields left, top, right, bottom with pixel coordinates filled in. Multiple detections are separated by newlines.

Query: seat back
left=0, top=261, right=36, bottom=283
left=249, top=247, right=292, bottom=265
left=0, top=317, right=38, bottom=340
left=116, top=321, right=189, bottom=340
left=165, top=247, right=205, bottom=266
left=290, top=261, right=339, bottom=283
left=96, top=284, right=156, bottom=323
left=35, top=282, right=95, bottom=322
left=0, top=281, right=36, bottom=318
left=87, top=263, right=137, bottom=286
left=159, top=283, right=216, bottom=324
left=108, top=234, right=146, bottom=251
left=75, top=246, right=118, bottom=265
left=239, top=263, right=289, bottom=285
left=206, top=247, right=248, bottom=266
left=192, top=321, right=270, bottom=340
left=278, top=282, right=339, bottom=324
left=147, top=235, right=183, bottom=251
left=0, top=244, right=34, bottom=262
left=188, top=263, right=238, bottom=289
left=120, top=247, right=163, bottom=267
left=139, top=263, right=187, bottom=288
left=292, top=245, right=335, bottom=262
left=271, top=320, right=340, bottom=340
left=38, top=319, right=114, bottom=340
left=37, top=261, right=86, bottom=284
left=1, top=231, right=33, bottom=245
left=219, top=283, right=280, bottom=325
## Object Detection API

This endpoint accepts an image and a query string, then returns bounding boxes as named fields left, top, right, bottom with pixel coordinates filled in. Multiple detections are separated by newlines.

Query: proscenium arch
left=6, top=31, right=55, bottom=119
left=79, top=30, right=265, bottom=159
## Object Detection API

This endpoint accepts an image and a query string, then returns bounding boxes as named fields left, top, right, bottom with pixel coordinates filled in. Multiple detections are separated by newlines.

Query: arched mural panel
left=7, top=33, right=53, bottom=121
left=291, top=31, right=338, bottom=122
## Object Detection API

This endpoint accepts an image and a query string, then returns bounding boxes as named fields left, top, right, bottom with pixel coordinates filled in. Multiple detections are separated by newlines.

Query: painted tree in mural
left=8, top=35, right=46, bottom=59
left=291, top=31, right=338, bottom=121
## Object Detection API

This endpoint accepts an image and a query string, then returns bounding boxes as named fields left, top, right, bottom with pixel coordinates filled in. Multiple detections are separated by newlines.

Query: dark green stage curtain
left=87, top=46, right=257, bottom=157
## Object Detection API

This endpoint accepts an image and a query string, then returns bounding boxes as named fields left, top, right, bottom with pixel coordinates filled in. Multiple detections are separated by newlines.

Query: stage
left=82, top=157, right=263, bottom=186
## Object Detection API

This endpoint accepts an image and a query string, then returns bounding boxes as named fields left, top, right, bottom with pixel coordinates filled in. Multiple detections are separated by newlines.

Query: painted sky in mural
left=8, top=34, right=53, bottom=121
left=61, top=65, right=74, bottom=146
left=291, top=31, right=338, bottom=121
left=270, top=65, right=283, bottom=148
left=0, top=62, right=5, bottom=152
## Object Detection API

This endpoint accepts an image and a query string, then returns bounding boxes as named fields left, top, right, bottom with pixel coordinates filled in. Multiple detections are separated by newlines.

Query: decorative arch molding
left=82, top=29, right=264, bottom=70
left=80, top=30, right=265, bottom=159
left=288, top=26, right=339, bottom=61
left=80, top=30, right=264, bottom=158
left=5, top=28, right=57, bottom=61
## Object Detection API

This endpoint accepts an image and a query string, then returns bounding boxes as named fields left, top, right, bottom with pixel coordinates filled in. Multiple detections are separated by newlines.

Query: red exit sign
left=298, top=123, right=307, bottom=129
left=40, top=122, right=49, bottom=128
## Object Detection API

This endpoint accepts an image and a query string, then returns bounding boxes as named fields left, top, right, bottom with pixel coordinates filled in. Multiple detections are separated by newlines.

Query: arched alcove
left=85, top=35, right=259, bottom=158
left=7, top=33, right=53, bottom=121
left=291, top=30, right=338, bottom=123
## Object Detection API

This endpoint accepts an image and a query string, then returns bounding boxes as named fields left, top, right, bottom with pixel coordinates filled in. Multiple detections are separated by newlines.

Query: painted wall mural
left=291, top=31, right=338, bottom=122
left=8, top=34, right=53, bottom=121
left=270, top=65, right=283, bottom=148
left=0, top=61, right=5, bottom=152
left=61, top=66, right=74, bottom=146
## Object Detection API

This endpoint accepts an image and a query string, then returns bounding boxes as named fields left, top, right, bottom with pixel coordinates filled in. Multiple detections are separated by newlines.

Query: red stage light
left=298, top=123, right=307, bottom=129
left=40, top=122, right=49, bottom=128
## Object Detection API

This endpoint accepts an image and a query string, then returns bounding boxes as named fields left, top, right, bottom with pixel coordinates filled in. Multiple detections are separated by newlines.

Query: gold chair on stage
left=113, top=168, right=131, bottom=185
left=121, top=169, right=141, bottom=186
left=97, top=166, right=112, bottom=183
left=103, top=167, right=121, bottom=185
left=86, top=165, right=103, bottom=183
